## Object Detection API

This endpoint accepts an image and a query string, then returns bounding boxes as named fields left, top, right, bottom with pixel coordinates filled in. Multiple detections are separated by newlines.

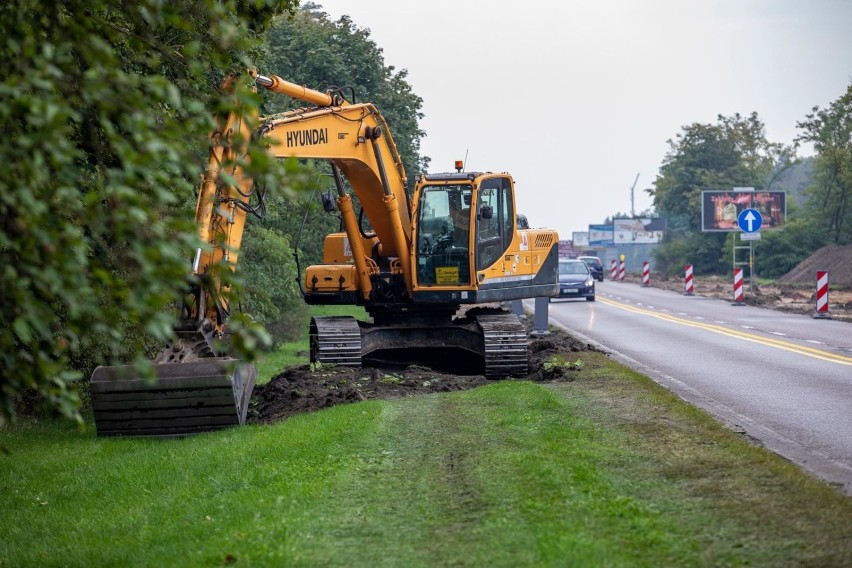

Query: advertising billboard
left=701, top=191, right=786, bottom=232
left=572, top=231, right=590, bottom=247
left=612, top=218, right=666, bottom=244
left=557, top=240, right=576, bottom=258
left=588, top=224, right=613, bottom=246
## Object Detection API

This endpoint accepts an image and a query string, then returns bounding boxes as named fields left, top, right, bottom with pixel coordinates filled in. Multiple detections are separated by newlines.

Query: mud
left=250, top=326, right=596, bottom=424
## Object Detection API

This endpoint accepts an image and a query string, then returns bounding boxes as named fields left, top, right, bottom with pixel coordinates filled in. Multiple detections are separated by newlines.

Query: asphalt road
left=533, top=280, right=852, bottom=495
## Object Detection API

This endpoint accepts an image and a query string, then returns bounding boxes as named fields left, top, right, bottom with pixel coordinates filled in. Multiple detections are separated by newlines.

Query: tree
left=0, top=0, right=298, bottom=426
left=263, top=4, right=429, bottom=185
left=796, top=82, right=852, bottom=244
left=229, top=4, right=430, bottom=346
left=649, top=113, right=794, bottom=273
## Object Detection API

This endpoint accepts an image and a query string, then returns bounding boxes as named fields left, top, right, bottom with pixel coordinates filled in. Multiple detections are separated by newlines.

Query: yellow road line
left=597, top=296, right=852, bottom=366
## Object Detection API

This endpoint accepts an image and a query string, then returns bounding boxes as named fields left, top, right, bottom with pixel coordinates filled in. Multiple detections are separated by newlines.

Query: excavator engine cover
left=90, top=359, right=256, bottom=437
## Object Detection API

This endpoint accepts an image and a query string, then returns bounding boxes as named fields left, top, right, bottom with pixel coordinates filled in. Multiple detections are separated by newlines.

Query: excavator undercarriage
left=310, top=307, right=529, bottom=379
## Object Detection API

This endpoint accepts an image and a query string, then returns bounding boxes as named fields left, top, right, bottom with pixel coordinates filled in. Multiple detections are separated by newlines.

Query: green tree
left=263, top=4, right=429, bottom=185
left=796, top=82, right=852, bottom=244
left=649, top=113, right=793, bottom=273
left=0, top=0, right=298, bottom=426
left=229, top=4, right=429, bottom=346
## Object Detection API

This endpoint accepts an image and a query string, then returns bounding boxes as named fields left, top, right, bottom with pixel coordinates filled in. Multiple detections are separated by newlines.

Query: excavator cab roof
left=419, top=171, right=482, bottom=182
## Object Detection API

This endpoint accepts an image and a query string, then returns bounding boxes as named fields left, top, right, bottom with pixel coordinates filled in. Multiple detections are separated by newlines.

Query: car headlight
left=586, top=278, right=594, bottom=286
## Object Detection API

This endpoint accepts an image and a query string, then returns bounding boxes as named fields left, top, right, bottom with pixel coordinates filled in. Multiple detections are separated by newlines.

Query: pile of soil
left=250, top=326, right=597, bottom=425
left=776, top=244, right=852, bottom=285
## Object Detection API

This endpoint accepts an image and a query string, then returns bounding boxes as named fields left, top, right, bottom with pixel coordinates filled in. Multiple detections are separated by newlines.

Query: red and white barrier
left=618, top=258, right=625, bottom=281
left=611, top=260, right=617, bottom=280
left=642, top=261, right=650, bottom=287
left=683, top=264, right=694, bottom=295
left=814, top=270, right=830, bottom=319
left=732, top=268, right=744, bottom=305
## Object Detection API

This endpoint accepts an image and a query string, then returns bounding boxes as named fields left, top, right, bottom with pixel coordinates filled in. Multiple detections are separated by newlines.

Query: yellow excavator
left=90, top=71, right=559, bottom=437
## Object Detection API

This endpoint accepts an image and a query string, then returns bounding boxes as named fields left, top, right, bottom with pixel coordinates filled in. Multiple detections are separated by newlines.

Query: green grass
left=2, top=350, right=851, bottom=566
left=254, top=305, right=367, bottom=384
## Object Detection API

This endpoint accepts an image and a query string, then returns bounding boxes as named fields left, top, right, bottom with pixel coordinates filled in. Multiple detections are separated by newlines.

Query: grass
left=2, top=324, right=851, bottom=565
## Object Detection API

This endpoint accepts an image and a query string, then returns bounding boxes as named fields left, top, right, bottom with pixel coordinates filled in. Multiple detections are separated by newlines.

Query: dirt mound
left=250, top=327, right=596, bottom=424
left=777, top=244, right=852, bottom=285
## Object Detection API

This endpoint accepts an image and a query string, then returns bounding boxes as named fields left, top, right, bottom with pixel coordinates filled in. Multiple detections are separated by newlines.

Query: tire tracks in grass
left=293, top=390, right=504, bottom=566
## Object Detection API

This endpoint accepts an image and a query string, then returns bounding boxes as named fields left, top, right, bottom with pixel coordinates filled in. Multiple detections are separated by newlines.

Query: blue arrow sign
left=737, top=208, right=762, bottom=233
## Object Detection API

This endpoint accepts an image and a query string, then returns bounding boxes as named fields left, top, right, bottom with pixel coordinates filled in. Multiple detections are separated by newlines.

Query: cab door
left=475, top=176, right=514, bottom=273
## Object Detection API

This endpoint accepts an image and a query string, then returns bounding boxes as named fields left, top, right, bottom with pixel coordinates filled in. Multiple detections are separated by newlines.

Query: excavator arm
left=253, top=73, right=414, bottom=299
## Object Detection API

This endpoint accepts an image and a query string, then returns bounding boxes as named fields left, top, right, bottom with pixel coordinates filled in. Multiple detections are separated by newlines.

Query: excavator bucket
left=90, top=359, right=256, bottom=437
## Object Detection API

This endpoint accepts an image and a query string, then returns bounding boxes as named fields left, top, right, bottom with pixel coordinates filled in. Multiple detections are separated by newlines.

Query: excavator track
left=476, top=313, right=529, bottom=379
left=310, top=316, right=363, bottom=367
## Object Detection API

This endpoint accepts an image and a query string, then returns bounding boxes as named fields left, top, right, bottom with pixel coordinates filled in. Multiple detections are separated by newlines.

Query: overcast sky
left=312, top=0, right=851, bottom=239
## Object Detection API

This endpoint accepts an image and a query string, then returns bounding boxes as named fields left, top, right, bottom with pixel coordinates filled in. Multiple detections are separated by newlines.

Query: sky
left=311, top=0, right=851, bottom=240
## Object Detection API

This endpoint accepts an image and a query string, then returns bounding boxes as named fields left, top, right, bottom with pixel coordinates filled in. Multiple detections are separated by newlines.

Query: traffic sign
left=737, top=208, right=762, bottom=233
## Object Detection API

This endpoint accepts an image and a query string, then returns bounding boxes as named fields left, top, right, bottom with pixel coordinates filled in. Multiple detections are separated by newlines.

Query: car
left=578, top=255, right=604, bottom=282
left=553, top=258, right=596, bottom=301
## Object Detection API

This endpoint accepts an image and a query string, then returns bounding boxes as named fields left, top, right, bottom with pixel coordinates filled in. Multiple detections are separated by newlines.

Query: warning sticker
left=436, top=266, right=459, bottom=284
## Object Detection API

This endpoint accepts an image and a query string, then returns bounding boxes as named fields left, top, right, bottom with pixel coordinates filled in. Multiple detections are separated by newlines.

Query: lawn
left=2, top=314, right=851, bottom=566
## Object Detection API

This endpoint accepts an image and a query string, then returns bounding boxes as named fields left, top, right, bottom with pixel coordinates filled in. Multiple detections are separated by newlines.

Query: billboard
left=572, top=231, right=590, bottom=247
left=588, top=224, right=613, bottom=246
left=612, top=218, right=666, bottom=244
left=701, top=191, right=786, bottom=232
left=557, top=240, right=576, bottom=258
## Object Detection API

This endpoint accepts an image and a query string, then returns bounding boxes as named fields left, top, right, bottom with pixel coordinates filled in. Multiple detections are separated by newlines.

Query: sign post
left=737, top=208, right=762, bottom=293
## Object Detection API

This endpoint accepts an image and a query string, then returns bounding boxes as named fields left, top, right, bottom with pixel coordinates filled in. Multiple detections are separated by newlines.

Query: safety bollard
left=642, top=261, right=650, bottom=287
left=731, top=268, right=744, bottom=305
left=610, top=260, right=617, bottom=280
left=683, top=264, right=694, bottom=296
left=813, top=270, right=831, bottom=319
left=618, top=259, right=625, bottom=281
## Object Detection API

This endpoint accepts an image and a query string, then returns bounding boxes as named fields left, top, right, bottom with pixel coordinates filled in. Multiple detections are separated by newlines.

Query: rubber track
left=476, top=313, right=529, bottom=379
left=310, top=316, right=362, bottom=367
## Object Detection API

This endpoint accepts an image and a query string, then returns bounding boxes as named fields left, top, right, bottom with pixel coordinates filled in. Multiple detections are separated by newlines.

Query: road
left=531, top=280, right=852, bottom=495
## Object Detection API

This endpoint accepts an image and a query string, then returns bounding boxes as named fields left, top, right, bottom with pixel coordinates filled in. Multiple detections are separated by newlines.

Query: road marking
left=597, top=296, right=852, bottom=366
left=770, top=332, right=787, bottom=337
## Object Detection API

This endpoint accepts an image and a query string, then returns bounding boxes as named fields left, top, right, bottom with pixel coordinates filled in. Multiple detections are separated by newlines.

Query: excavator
left=90, top=71, right=559, bottom=437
